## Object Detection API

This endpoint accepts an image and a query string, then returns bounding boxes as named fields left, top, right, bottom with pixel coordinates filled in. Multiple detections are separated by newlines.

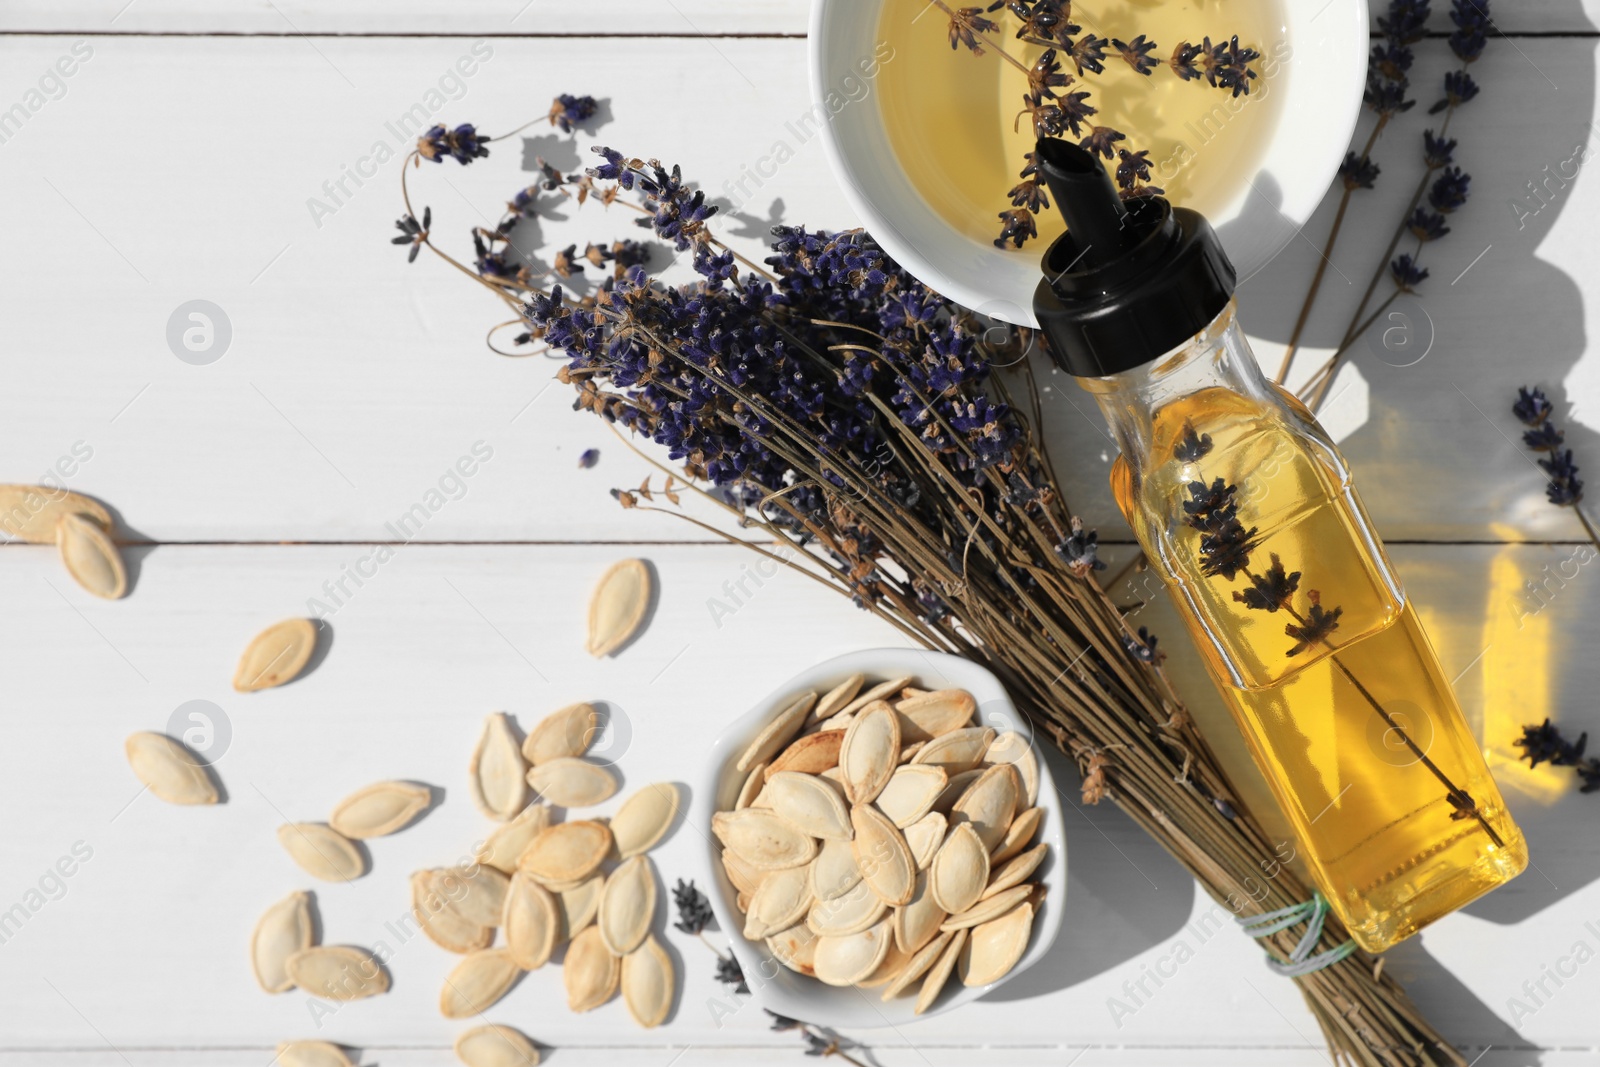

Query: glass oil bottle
left=1030, top=138, right=1526, bottom=953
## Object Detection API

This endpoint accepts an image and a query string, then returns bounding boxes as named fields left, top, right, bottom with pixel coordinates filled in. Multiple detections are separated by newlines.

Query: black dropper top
left=1031, top=137, right=1236, bottom=378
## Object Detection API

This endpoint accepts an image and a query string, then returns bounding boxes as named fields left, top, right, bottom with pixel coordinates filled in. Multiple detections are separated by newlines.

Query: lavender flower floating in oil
left=392, top=104, right=1484, bottom=1064
left=933, top=0, right=1260, bottom=247
left=1176, top=422, right=1503, bottom=848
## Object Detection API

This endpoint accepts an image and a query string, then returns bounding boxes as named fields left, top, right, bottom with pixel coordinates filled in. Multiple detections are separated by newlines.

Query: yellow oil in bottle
left=1110, top=387, right=1527, bottom=953
left=875, top=0, right=1291, bottom=247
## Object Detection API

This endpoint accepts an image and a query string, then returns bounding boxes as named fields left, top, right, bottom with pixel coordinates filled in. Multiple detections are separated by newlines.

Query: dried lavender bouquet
left=396, top=117, right=1467, bottom=1065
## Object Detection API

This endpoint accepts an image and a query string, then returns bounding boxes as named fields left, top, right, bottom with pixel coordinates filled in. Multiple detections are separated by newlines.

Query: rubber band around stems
left=1236, top=891, right=1358, bottom=978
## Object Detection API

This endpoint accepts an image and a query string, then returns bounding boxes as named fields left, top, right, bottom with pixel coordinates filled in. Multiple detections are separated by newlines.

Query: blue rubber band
left=1236, top=891, right=1358, bottom=977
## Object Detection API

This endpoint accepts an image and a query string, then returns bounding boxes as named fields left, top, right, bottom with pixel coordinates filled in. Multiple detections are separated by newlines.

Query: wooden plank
left=0, top=34, right=1594, bottom=545
left=0, top=0, right=1592, bottom=35
left=0, top=541, right=1594, bottom=1055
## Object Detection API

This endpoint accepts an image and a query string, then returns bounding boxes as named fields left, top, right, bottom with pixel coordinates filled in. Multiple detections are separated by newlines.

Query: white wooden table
left=2, top=3, right=1599, bottom=1064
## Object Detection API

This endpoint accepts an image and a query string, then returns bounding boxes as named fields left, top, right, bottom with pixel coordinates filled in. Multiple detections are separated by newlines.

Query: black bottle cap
left=1030, top=137, right=1237, bottom=378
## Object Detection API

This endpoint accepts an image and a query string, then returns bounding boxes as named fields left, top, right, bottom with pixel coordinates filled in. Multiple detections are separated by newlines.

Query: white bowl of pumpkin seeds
left=700, top=648, right=1066, bottom=1027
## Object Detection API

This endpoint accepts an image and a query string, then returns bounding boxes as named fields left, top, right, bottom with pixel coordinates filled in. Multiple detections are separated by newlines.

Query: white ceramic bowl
left=697, top=648, right=1066, bottom=1027
left=810, top=0, right=1370, bottom=325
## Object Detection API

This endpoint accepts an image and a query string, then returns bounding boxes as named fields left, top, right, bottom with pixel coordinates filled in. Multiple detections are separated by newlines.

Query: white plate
left=810, top=0, right=1370, bottom=325
left=696, top=647, right=1066, bottom=1027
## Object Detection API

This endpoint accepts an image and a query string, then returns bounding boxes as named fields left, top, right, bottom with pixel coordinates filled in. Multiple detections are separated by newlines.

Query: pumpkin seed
left=469, top=712, right=528, bottom=821
left=836, top=676, right=912, bottom=719
left=985, top=730, right=1040, bottom=809
left=586, top=558, right=651, bottom=657
left=0, top=484, right=111, bottom=543
left=435, top=864, right=510, bottom=928
left=893, top=870, right=947, bottom=956
left=123, top=731, right=217, bottom=805
left=764, top=771, right=851, bottom=841
left=557, top=875, right=604, bottom=941
left=850, top=803, right=915, bottom=907
left=597, top=854, right=656, bottom=956
left=929, top=823, right=989, bottom=915
left=502, top=873, right=558, bottom=969
left=767, top=921, right=819, bottom=976
left=881, top=930, right=953, bottom=1001
left=285, top=946, right=388, bottom=1001
left=711, top=808, right=817, bottom=871
left=233, top=618, right=317, bottom=692
left=895, top=689, right=977, bottom=743
left=620, top=933, right=674, bottom=1028
left=440, top=948, right=522, bottom=1018
left=903, top=812, right=947, bottom=871
left=913, top=926, right=967, bottom=1014
left=526, top=758, right=617, bottom=808
left=519, top=820, right=612, bottom=885
left=477, top=803, right=553, bottom=874
left=454, top=1023, right=541, bottom=1067
left=276, top=1041, right=354, bottom=1067
left=56, top=512, right=126, bottom=599
left=735, top=761, right=766, bottom=810
left=611, top=782, right=680, bottom=858
left=412, top=871, right=492, bottom=954
left=911, top=727, right=996, bottom=776
left=984, top=842, right=1049, bottom=899
left=806, top=878, right=888, bottom=937
left=564, top=925, right=620, bottom=1012
left=736, top=690, right=816, bottom=773
left=820, top=710, right=854, bottom=733
left=743, top=863, right=814, bottom=940
left=950, top=764, right=1018, bottom=853
left=720, top=847, right=766, bottom=897
left=901, top=686, right=930, bottom=698
left=328, top=780, right=430, bottom=839
left=943, top=884, right=1033, bottom=931
left=813, top=919, right=892, bottom=986
left=960, top=901, right=1034, bottom=986
left=277, top=823, right=365, bottom=882
left=810, top=837, right=862, bottom=902
left=990, top=806, right=1043, bottom=866
left=766, top=730, right=844, bottom=778
left=839, top=702, right=900, bottom=805
left=522, top=702, right=599, bottom=765
left=898, top=741, right=926, bottom=763
left=930, top=769, right=984, bottom=814
left=251, top=890, right=314, bottom=993
left=874, top=765, right=947, bottom=828
left=858, top=935, right=913, bottom=988
left=811, top=672, right=865, bottom=721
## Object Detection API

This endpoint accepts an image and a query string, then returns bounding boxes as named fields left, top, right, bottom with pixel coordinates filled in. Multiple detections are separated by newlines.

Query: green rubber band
left=1236, top=891, right=1358, bottom=977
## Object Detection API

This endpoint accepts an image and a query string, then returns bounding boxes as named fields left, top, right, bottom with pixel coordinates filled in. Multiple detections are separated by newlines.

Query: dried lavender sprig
left=1513, top=386, right=1599, bottom=551
left=1273, top=0, right=1426, bottom=385
left=1302, top=0, right=1493, bottom=410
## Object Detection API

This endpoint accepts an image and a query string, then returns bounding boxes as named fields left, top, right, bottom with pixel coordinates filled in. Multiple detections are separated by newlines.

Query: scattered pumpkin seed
left=526, top=757, right=617, bottom=808
left=412, top=870, right=492, bottom=954
left=610, top=782, right=680, bottom=858
left=522, top=702, right=599, bottom=765
left=470, top=712, right=528, bottom=821
left=277, top=823, right=365, bottom=882
left=519, top=820, right=612, bottom=885
left=440, top=948, right=521, bottom=1018
left=564, top=925, right=620, bottom=1012
left=503, top=873, right=559, bottom=970
left=124, top=731, right=218, bottom=805
left=233, top=618, right=317, bottom=692
left=328, top=780, right=430, bottom=839
left=586, top=558, right=651, bottom=657
left=251, top=890, right=314, bottom=993
left=56, top=512, right=126, bottom=599
left=0, top=484, right=110, bottom=543
left=276, top=1041, right=354, bottom=1067
left=454, top=1023, right=541, bottom=1067
left=620, top=934, right=674, bottom=1028
left=285, top=946, right=388, bottom=1001
left=597, top=854, right=656, bottom=956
